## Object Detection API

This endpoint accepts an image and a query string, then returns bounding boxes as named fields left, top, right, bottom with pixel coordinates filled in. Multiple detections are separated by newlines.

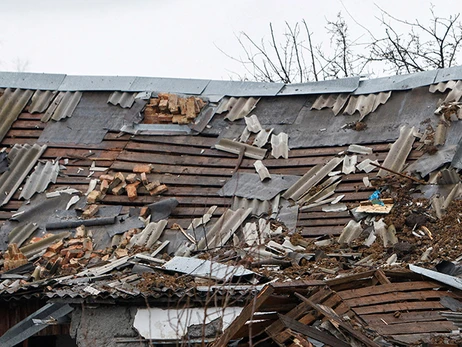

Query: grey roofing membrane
left=218, top=173, right=300, bottom=200
left=278, top=76, right=359, bottom=95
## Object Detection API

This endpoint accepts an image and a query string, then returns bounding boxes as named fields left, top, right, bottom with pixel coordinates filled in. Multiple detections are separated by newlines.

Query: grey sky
left=0, top=0, right=459, bottom=79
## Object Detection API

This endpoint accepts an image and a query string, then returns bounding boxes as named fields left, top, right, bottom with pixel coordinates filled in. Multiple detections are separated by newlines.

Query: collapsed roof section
left=0, top=67, right=461, bottom=345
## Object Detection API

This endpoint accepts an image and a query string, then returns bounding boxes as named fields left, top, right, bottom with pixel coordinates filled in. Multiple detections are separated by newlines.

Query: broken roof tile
left=214, top=138, right=267, bottom=160
left=311, top=93, right=350, bottom=115
left=107, top=91, right=136, bottom=108
left=216, top=97, right=260, bottom=121
left=271, top=132, right=289, bottom=159
left=29, top=90, right=57, bottom=114
left=343, top=91, right=391, bottom=121
left=254, top=160, right=271, bottom=181
left=19, top=161, right=60, bottom=200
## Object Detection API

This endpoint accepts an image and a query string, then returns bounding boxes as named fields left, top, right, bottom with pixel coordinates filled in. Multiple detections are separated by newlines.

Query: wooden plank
left=278, top=314, right=350, bottom=347
left=5, top=129, right=43, bottom=138
left=337, top=281, right=441, bottom=300
left=373, top=269, right=391, bottom=285
left=300, top=225, right=344, bottom=236
left=132, top=134, right=218, bottom=148
left=325, top=270, right=376, bottom=287
left=294, top=293, right=381, bottom=347
left=210, top=285, right=275, bottom=347
left=125, top=141, right=236, bottom=158
left=373, top=320, right=455, bottom=335
left=343, top=290, right=455, bottom=308
left=9, top=120, right=45, bottom=129
left=353, top=301, right=444, bottom=315
left=362, top=311, right=450, bottom=326
left=297, top=218, right=351, bottom=227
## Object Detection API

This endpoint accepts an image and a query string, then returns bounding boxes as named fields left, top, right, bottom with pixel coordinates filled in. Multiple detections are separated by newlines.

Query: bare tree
left=220, top=8, right=462, bottom=82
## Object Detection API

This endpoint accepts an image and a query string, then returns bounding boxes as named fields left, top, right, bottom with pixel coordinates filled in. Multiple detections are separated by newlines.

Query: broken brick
left=99, top=174, right=114, bottom=182
left=172, top=115, right=189, bottom=124
left=140, top=172, right=149, bottom=185
left=148, top=98, right=159, bottom=107
left=82, top=204, right=99, bottom=219
left=75, top=225, right=86, bottom=238
left=158, top=99, right=168, bottom=111
left=115, top=248, right=128, bottom=258
left=179, top=97, right=187, bottom=115
left=100, top=179, right=109, bottom=193
left=126, top=173, right=137, bottom=184
left=42, top=251, right=57, bottom=261
left=168, top=94, right=180, bottom=114
left=126, top=181, right=140, bottom=201
left=186, top=96, right=197, bottom=119
left=87, top=190, right=102, bottom=204
left=157, top=114, right=174, bottom=122
left=82, top=238, right=93, bottom=252
left=111, top=182, right=126, bottom=196
left=145, top=180, right=160, bottom=191
left=140, top=206, right=150, bottom=218
left=107, top=172, right=124, bottom=193
left=133, top=164, right=152, bottom=174
left=47, top=240, right=64, bottom=253
left=149, top=184, right=168, bottom=196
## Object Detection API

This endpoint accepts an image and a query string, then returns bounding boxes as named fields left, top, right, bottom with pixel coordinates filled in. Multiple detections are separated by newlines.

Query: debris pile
left=143, top=93, right=206, bottom=124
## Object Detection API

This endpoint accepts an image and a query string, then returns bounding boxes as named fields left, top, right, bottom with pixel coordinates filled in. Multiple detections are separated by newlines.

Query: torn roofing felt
left=218, top=172, right=300, bottom=200
left=38, top=92, right=146, bottom=144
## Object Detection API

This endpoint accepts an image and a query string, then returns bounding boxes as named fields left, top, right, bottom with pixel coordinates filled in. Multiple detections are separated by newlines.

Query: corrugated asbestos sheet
left=202, top=80, right=283, bottom=97
left=452, top=137, right=462, bottom=169
left=107, top=91, right=136, bottom=108
left=353, top=69, right=438, bottom=95
left=19, top=161, right=60, bottom=200
left=311, top=93, right=349, bottom=115
left=29, top=90, right=57, bottom=114
left=429, top=80, right=462, bottom=103
left=278, top=76, right=359, bottom=95
left=0, top=144, right=47, bottom=206
left=0, top=72, right=65, bottom=90
left=343, top=91, right=392, bottom=120
left=216, top=96, right=260, bottom=121
left=0, top=88, right=34, bottom=142
left=129, top=77, right=209, bottom=94
left=41, top=91, right=82, bottom=122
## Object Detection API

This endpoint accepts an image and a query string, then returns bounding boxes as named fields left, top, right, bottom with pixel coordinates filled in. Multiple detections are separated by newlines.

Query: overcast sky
left=0, top=0, right=459, bottom=80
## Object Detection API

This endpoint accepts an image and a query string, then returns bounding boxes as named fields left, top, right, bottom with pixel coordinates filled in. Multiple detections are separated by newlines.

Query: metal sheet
left=0, top=144, right=47, bottom=206
left=129, top=76, right=209, bottom=94
left=353, top=69, right=438, bottom=94
left=0, top=72, right=65, bottom=90
left=58, top=75, right=136, bottom=91
left=163, top=256, right=255, bottom=281
left=107, top=91, right=136, bottom=108
left=202, top=80, right=283, bottom=97
left=434, top=66, right=462, bottom=83
left=0, top=88, right=34, bottom=142
left=218, top=172, right=300, bottom=200
left=19, top=161, right=60, bottom=200
left=377, top=125, right=415, bottom=177
left=278, top=76, right=359, bottom=95
left=0, top=303, right=73, bottom=347
left=29, top=90, right=57, bottom=114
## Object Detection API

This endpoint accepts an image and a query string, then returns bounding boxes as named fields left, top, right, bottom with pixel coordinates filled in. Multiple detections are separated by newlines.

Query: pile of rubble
left=143, top=93, right=206, bottom=124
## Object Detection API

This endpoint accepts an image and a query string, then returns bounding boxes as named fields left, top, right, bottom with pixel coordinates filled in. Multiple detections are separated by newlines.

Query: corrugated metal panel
left=19, top=161, right=60, bottom=200
left=107, top=91, right=136, bottom=108
left=378, top=125, right=416, bottom=177
left=353, top=69, right=438, bottom=95
left=29, top=90, right=57, bottom=114
left=0, top=143, right=47, bottom=206
left=278, top=76, right=359, bottom=95
left=282, top=157, right=344, bottom=202
left=197, top=207, right=252, bottom=250
left=42, top=91, right=82, bottom=122
left=216, top=96, right=260, bottom=121
left=8, top=223, right=38, bottom=248
left=343, top=91, right=391, bottom=120
left=202, top=80, right=283, bottom=97
left=0, top=72, right=65, bottom=90
left=0, top=88, right=34, bottom=142
left=434, top=66, right=462, bottom=83
left=58, top=75, right=136, bottom=91
left=311, top=93, right=350, bottom=115
left=129, top=76, right=209, bottom=94
left=0, top=302, right=73, bottom=347
left=163, top=256, right=254, bottom=281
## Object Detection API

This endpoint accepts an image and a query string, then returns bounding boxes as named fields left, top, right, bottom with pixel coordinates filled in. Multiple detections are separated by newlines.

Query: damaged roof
left=0, top=67, right=462, bottom=346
